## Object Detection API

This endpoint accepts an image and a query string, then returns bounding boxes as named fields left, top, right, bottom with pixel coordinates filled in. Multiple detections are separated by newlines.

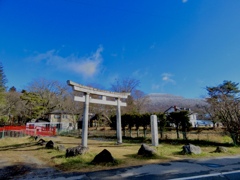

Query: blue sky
left=1, top=0, right=240, bottom=98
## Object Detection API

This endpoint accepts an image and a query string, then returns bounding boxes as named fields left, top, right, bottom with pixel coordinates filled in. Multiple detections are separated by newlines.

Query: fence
left=58, top=128, right=233, bottom=144
left=0, top=125, right=56, bottom=138
left=2, top=125, right=231, bottom=144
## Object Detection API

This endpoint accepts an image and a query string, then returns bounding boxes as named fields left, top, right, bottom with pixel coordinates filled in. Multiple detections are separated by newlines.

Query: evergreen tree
left=168, top=111, right=190, bottom=140
left=0, top=62, right=7, bottom=111
left=9, top=86, right=16, bottom=92
left=0, top=62, right=7, bottom=91
left=20, top=91, right=48, bottom=120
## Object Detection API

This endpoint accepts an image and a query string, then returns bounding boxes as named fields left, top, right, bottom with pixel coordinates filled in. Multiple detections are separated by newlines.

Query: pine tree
left=0, top=62, right=7, bottom=115
left=206, top=80, right=240, bottom=145
left=0, top=62, right=7, bottom=91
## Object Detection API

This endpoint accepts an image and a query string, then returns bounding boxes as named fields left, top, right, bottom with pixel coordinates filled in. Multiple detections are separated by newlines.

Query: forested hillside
left=145, top=93, right=207, bottom=113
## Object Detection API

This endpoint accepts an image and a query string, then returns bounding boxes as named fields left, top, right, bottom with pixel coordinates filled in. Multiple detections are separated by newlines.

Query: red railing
left=0, top=125, right=56, bottom=137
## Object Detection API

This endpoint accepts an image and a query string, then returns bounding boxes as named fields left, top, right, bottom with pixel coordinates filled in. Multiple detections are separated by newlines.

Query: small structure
left=195, top=119, right=213, bottom=127
left=151, top=115, right=158, bottom=146
left=26, top=110, right=78, bottom=133
left=67, top=80, right=130, bottom=147
left=46, top=110, right=77, bottom=131
left=164, top=106, right=199, bottom=127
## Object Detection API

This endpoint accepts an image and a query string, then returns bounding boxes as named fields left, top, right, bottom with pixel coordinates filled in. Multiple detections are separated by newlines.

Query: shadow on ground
left=0, top=142, right=37, bottom=151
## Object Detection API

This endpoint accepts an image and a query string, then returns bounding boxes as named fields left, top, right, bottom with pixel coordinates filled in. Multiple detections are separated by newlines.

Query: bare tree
left=60, top=90, right=84, bottom=129
left=195, top=103, right=220, bottom=128
left=111, top=77, right=140, bottom=93
left=4, top=90, right=23, bottom=124
left=26, top=78, right=68, bottom=114
left=0, top=87, right=27, bottom=125
left=131, top=89, right=151, bottom=113
left=111, top=77, right=142, bottom=114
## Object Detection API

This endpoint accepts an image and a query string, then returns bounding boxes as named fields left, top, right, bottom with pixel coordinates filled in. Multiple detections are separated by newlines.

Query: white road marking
left=168, top=169, right=240, bottom=180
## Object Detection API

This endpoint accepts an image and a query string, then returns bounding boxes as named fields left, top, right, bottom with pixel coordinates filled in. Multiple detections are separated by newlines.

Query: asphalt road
left=15, top=155, right=240, bottom=180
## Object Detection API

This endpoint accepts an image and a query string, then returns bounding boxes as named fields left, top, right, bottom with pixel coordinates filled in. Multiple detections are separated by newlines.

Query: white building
left=164, top=106, right=212, bottom=127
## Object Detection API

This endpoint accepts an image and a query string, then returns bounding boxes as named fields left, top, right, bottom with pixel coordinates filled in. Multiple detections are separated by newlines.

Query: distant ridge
left=145, top=93, right=207, bottom=112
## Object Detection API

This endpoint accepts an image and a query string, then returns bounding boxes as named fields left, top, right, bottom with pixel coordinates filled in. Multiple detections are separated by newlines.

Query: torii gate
left=67, top=80, right=130, bottom=147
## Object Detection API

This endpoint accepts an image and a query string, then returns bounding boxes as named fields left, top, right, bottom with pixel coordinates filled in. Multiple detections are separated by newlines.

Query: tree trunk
left=160, top=127, right=164, bottom=139
left=143, top=127, right=147, bottom=138
left=129, top=128, right=132, bottom=138
left=230, top=133, right=239, bottom=146
left=123, top=128, right=126, bottom=137
left=181, top=123, right=188, bottom=140
left=212, top=121, right=216, bottom=129
left=176, top=125, right=179, bottom=139
left=182, top=131, right=187, bottom=140
left=137, top=128, right=139, bottom=137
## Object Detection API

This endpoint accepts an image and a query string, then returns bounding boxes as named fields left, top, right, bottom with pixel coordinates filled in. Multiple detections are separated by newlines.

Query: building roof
left=47, top=110, right=71, bottom=114
left=164, top=106, right=193, bottom=114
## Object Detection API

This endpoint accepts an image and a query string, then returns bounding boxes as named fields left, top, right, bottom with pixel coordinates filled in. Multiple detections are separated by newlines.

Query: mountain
left=145, top=93, right=207, bottom=113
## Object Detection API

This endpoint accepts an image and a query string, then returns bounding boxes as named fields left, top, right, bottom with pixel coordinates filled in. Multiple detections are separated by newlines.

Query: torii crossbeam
left=67, top=80, right=130, bottom=147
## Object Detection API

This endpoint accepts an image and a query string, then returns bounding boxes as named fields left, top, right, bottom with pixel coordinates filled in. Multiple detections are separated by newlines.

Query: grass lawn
left=0, top=133, right=240, bottom=173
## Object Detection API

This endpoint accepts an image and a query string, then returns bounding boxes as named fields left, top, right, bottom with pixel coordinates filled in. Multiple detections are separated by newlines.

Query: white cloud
left=29, top=46, right=103, bottom=77
left=68, top=60, right=101, bottom=77
left=151, top=84, right=160, bottom=90
left=67, top=46, right=103, bottom=77
left=182, top=0, right=188, bottom=3
left=150, top=73, right=176, bottom=92
left=162, top=73, right=176, bottom=84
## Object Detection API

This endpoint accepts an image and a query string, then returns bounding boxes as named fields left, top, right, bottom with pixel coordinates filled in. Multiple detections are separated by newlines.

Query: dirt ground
left=0, top=133, right=237, bottom=179
left=0, top=137, right=61, bottom=179
left=0, top=135, right=172, bottom=179
left=0, top=155, right=58, bottom=179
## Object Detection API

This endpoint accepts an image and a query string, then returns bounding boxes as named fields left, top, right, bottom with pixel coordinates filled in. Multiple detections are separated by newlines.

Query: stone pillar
left=116, top=98, right=122, bottom=144
left=82, top=93, right=90, bottom=147
left=151, top=115, right=159, bottom=146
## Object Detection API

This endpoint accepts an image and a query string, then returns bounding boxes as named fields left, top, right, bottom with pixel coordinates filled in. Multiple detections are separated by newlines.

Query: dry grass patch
left=1, top=135, right=240, bottom=173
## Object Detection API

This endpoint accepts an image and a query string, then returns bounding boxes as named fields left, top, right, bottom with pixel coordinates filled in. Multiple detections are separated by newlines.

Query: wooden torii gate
left=67, top=80, right=130, bottom=147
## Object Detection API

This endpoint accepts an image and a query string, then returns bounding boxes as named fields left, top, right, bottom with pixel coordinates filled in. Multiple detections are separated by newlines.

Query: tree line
left=0, top=63, right=150, bottom=126
left=1, top=62, right=240, bottom=144
left=108, top=111, right=190, bottom=140
left=1, top=79, right=83, bottom=125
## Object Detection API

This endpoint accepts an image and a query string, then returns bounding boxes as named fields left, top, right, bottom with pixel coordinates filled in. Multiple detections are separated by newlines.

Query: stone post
left=116, top=97, right=122, bottom=144
left=82, top=93, right=90, bottom=147
left=151, top=115, right=159, bottom=146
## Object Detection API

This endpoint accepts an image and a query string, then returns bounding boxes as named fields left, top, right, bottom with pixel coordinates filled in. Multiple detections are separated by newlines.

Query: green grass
left=55, top=152, right=97, bottom=171
left=1, top=134, right=240, bottom=173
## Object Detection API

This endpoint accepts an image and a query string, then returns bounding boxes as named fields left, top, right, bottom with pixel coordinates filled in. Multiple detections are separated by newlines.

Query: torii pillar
left=67, top=80, right=130, bottom=147
left=116, top=97, right=122, bottom=144
left=82, top=92, right=90, bottom=147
